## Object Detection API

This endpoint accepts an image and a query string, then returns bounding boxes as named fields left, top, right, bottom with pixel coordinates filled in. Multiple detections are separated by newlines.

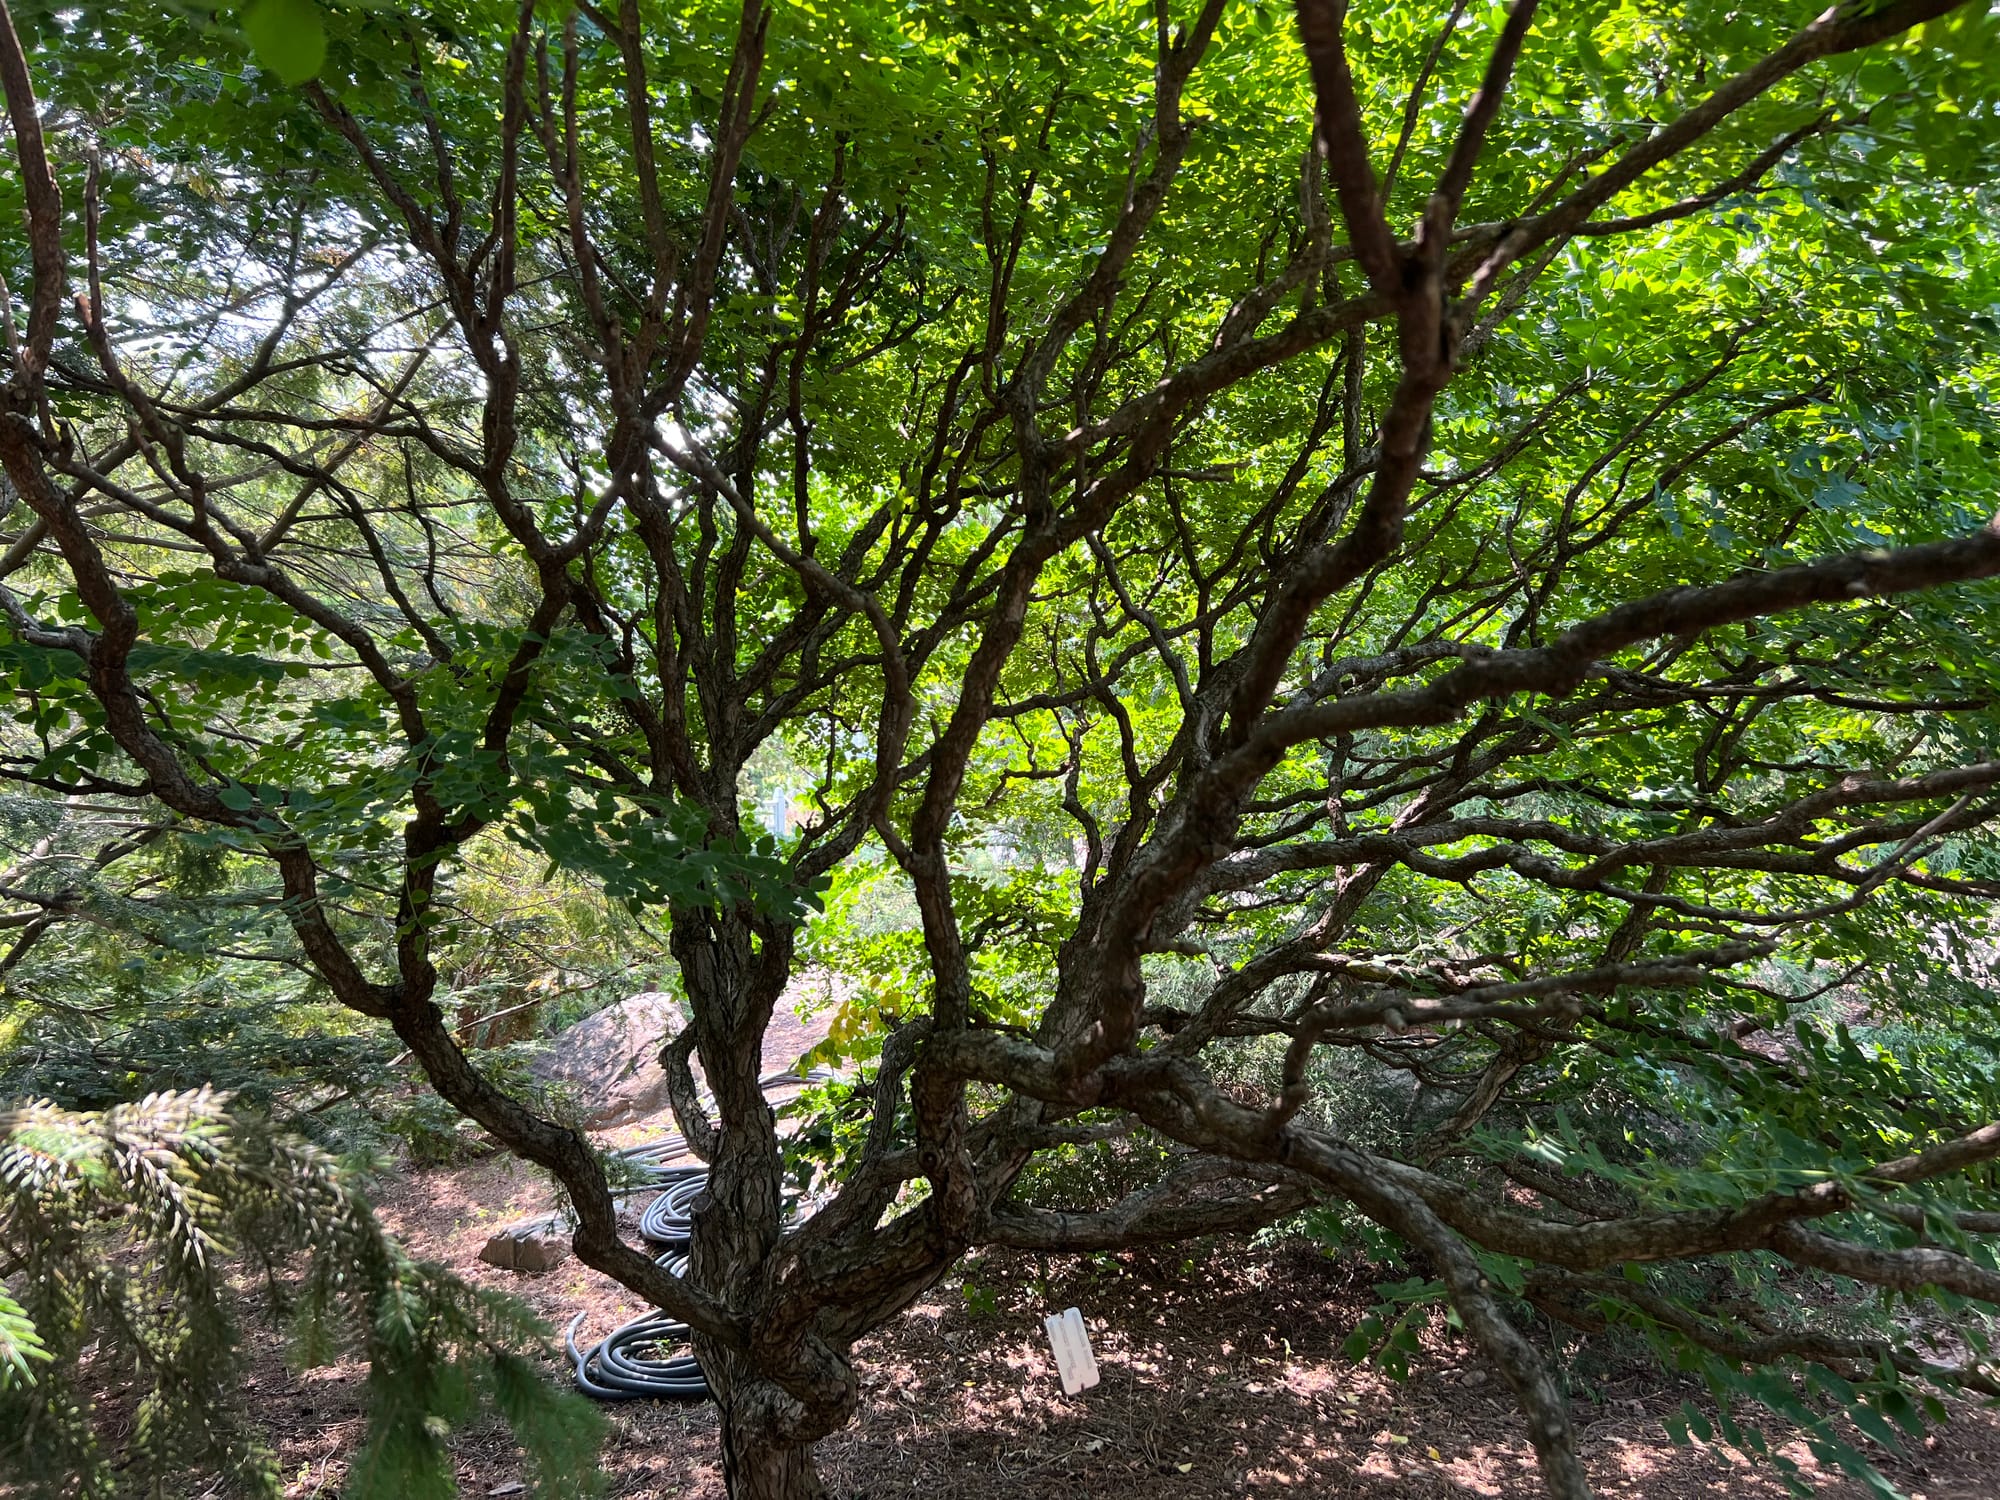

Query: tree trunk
left=701, top=1331, right=832, bottom=1500
left=672, top=906, right=830, bottom=1498
left=717, top=1397, right=825, bottom=1500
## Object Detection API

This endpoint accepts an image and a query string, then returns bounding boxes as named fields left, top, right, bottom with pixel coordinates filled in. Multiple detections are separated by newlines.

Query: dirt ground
left=222, top=1141, right=2000, bottom=1500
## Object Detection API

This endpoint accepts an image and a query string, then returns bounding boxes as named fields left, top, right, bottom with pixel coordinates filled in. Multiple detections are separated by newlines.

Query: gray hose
left=566, top=1072, right=836, bottom=1401
left=570, top=1142, right=714, bottom=1400
left=565, top=1245, right=711, bottom=1401
left=566, top=1308, right=708, bottom=1399
left=637, top=1170, right=706, bottom=1245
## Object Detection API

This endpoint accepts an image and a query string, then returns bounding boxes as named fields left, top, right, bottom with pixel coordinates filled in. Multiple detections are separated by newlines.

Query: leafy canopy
left=4, top=0, right=2000, bottom=1496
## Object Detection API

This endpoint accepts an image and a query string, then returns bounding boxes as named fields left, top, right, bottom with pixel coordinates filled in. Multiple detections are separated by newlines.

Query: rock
left=528, top=990, right=682, bottom=1126
left=478, top=1221, right=570, bottom=1273
left=527, top=979, right=841, bottom=1127
left=512, top=1233, right=567, bottom=1272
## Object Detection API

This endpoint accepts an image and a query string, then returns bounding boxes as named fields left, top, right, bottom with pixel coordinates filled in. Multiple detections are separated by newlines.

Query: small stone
left=479, top=1224, right=569, bottom=1273
left=478, top=1234, right=516, bottom=1271
left=510, top=1233, right=569, bottom=1272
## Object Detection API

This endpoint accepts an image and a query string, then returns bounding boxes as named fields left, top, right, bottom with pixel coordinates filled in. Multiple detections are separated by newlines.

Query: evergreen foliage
left=0, top=1089, right=604, bottom=1500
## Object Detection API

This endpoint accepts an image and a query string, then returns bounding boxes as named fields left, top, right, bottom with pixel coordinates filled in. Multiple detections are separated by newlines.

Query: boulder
left=528, top=978, right=843, bottom=1128
left=529, top=990, right=680, bottom=1127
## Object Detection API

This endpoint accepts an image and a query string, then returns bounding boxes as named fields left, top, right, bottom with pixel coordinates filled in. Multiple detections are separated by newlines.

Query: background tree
left=4, top=0, right=2000, bottom=1496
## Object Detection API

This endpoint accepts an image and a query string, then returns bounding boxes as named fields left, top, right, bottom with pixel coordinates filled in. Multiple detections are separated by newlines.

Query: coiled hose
left=566, top=1068, right=838, bottom=1401
left=565, top=1248, right=711, bottom=1400
left=569, top=1143, right=712, bottom=1400
left=637, top=1169, right=708, bottom=1244
left=566, top=1307, right=709, bottom=1399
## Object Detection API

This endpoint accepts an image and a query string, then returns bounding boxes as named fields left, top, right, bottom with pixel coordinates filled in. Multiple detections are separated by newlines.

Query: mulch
left=208, top=1144, right=2000, bottom=1500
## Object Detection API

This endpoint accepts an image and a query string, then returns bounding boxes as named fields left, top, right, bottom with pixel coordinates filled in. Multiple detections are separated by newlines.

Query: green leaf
left=241, top=0, right=327, bottom=85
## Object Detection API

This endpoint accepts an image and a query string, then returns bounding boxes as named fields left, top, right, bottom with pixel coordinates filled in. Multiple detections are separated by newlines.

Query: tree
left=4, top=0, right=2000, bottom=1494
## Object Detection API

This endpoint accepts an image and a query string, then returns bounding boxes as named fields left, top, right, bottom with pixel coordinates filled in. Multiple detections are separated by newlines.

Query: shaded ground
left=233, top=1144, right=2000, bottom=1500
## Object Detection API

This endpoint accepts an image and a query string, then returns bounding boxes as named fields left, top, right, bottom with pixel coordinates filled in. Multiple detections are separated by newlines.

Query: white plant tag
left=1043, top=1306, right=1099, bottom=1395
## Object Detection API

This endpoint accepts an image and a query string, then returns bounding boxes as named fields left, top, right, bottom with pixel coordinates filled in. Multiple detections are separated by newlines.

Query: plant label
left=1043, top=1306, right=1099, bottom=1395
